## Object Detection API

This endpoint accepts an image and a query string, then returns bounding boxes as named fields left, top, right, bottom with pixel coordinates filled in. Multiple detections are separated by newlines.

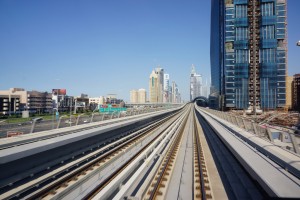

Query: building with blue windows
left=210, top=0, right=287, bottom=111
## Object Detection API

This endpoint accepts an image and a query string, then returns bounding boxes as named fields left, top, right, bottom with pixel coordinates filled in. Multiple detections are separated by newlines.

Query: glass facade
left=210, top=0, right=287, bottom=110
left=210, top=0, right=225, bottom=109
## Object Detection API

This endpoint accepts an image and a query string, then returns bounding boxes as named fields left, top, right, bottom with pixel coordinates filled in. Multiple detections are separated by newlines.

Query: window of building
left=236, top=27, right=248, bottom=40
left=235, top=49, right=248, bottom=63
left=261, top=25, right=275, bottom=39
left=261, top=49, right=276, bottom=63
left=261, top=2, right=274, bottom=16
left=235, top=5, right=247, bottom=18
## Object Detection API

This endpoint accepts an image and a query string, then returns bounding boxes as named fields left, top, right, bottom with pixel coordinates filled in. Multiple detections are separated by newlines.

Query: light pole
left=90, top=106, right=99, bottom=123
left=73, top=98, right=77, bottom=114
left=52, top=108, right=58, bottom=129
left=69, top=98, right=73, bottom=127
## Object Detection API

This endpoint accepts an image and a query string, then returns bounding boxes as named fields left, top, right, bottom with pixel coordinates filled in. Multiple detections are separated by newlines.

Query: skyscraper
left=210, top=0, right=287, bottom=112
left=149, top=68, right=164, bottom=103
left=164, top=74, right=170, bottom=103
left=172, top=81, right=180, bottom=103
left=190, top=64, right=202, bottom=101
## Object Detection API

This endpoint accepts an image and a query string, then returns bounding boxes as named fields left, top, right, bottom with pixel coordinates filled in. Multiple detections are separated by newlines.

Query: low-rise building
left=0, top=88, right=52, bottom=115
left=27, top=91, right=52, bottom=114
left=89, top=96, right=104, bottom=110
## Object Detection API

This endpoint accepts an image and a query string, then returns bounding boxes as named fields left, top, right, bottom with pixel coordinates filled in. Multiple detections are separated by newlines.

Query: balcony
left=234, top=40, right=248, bottom=49
left=260, top=39, right=277, bottom=49
left=234, top=18, right=248, bottom=27
left=234, top=0, right=248, bottom=4
left=261, top=16, right=277, bottom=25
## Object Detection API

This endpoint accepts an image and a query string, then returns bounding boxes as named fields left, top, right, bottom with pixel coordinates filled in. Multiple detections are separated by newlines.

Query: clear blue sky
left=0, top=0, right=299, bottom=102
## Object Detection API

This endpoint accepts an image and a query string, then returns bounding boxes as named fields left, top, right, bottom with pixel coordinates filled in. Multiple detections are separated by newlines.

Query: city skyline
left=0, top=1, right=299, bottom=102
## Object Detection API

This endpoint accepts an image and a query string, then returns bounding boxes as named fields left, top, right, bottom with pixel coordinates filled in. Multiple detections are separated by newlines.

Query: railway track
left=143, top=105, right=211, bottom=200
left=86, top=104, right=213, bottom=200
left=0, top=109, right=181, bottom=200
left=88, top=105, right=191, bottom=199
left=3, top=103, right=297, bottom=199
left=85, top=106, right=190, bottom=200
left=144, top=107, right=189, bottom=199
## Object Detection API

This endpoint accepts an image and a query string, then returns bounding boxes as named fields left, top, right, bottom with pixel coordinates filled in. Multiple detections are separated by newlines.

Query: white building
left=89, top=96, right=105, bottom=105
left=190, top=64, right=202, bottom=100
left=163, top=74, right=170, bottom=103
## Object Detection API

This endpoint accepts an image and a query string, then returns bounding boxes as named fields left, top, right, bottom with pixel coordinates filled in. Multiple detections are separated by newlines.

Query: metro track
left=1, top=103, right=299, bottom=199
left=0, top=108, right=180, bottom=199
left=89, top=104, right=212, bottom=200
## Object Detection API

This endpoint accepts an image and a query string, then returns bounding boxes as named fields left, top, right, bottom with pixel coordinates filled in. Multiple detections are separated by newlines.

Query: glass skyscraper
left=190, top=65, right=202, bottom=101
left=210, top=0, right=287, bottom=111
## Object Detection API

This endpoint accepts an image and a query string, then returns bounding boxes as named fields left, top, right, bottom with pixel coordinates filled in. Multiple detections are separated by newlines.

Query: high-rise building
left=149, top=68, right=164, bottom=103
left=163, top=74, right=170, bottom=103
left=172, top=81, right=180, bottom=103
left=201, top=78, right=210, bottom=98
left=190, top=64, right=202, bottom=101
left=130, top=90, right=139, bottom=103
left=138, top=88, right=147, bottom=103
left=210, top=0, right=287, bottom=111
left=292, top=74, right=300, bottom=112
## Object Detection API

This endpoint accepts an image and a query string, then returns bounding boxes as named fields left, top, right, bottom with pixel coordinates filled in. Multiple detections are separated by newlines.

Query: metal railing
left=199, top=107, right=300, bottom=154
left=0, top=105, right=180, bottom=138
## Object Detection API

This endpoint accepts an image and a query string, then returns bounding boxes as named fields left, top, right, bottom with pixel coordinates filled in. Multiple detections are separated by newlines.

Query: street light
left=52, top=108, right=58, bottom=129
left=90, top=106, right=99, bottom=123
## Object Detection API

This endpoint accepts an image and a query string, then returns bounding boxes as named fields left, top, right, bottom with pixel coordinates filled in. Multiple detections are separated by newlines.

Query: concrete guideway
left=0, top=108, right=181, bottom=199
left=2, top=103, right=299, bottom=200
left=90, top=105, right=191, bottom=200
left=193, top=109, right=228, bottom=200
left=196, top=106, right=300, bottom=198
left=198, top=106, right=300, bottom=178
left=0, top=107, right=181, bottom=164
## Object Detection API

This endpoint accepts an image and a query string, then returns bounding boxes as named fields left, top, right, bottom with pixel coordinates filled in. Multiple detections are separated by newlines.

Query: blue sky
left=0, top=0, right=299, bottom=102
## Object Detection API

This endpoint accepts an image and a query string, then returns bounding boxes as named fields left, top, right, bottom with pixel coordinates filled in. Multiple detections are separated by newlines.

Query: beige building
left=130, top=89, right=147, bottom=103
left=0, top=88, right=26, bottom=114
left=149, top=68, right=164, bottom=103
left=89, top=96, right=105, bottom=105
left=130, top=90, right=138, bottom=103
left=285, top=76, right=293, bottom=110
left=138, top=88, right=146, bottom=103
left=0, top=88, right=52, bottom=114
left=0, top=88, right=27, bottom=105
